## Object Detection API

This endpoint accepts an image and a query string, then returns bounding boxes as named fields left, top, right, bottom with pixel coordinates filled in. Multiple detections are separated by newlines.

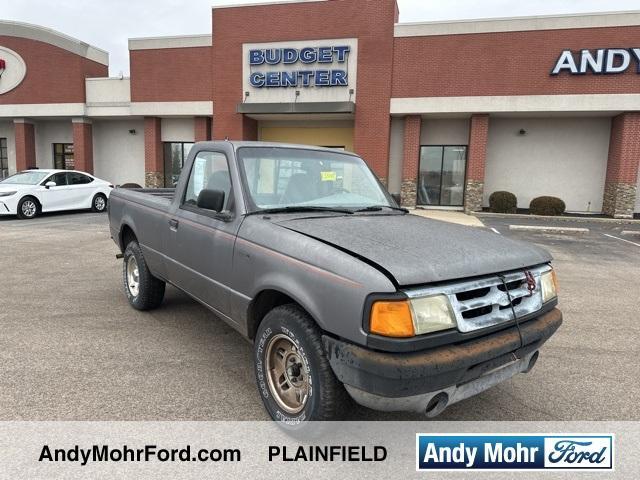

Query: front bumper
left=0, top=200, right=16, bottom=215
left=323, top=308, right=562, bottom=414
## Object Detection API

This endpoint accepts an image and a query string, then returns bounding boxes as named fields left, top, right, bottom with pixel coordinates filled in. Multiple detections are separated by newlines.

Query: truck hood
left=276, top=214, right=552, bottom=286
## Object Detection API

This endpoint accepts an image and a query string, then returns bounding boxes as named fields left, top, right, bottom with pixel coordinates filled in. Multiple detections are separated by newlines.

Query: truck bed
left=123, top=188, right=176, bottom=200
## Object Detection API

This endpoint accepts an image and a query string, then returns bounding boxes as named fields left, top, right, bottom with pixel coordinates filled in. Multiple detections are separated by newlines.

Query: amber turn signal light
left=370, top=300, right=415, bottom=338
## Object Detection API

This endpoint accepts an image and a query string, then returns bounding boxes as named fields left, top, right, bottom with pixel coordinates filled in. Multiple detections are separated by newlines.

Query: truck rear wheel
left=254, top=304, right=349, bottom=425
left=122, top=241, right=165, bottom=310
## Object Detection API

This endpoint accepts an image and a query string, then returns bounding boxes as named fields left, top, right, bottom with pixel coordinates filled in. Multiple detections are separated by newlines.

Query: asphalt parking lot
left=0, top=211, right=638, bottom=421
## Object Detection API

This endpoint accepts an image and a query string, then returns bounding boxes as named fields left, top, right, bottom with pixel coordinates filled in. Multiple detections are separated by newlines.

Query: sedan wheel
left=92, top=194, right=107, bottom=212
left=17, top=197, right=38, bottom=219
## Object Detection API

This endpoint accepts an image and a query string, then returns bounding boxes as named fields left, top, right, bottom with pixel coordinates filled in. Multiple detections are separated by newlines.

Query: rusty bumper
left=323, top=308, right=562, bottom=398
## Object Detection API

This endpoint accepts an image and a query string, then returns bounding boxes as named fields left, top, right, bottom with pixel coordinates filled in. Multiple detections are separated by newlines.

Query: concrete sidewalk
left=410, top=208, right=485, bottom=227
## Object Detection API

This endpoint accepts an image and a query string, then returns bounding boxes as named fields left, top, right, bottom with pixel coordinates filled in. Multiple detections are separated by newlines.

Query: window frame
left=67, top=172, right=94, bottom=185
left=235, top=146, right=393, bottom=213
left=53, top=143, right=74, bottom=170
left=179, top=149, right=235, bottom=221
left=417, top=144, right=468, bottom=208
left=0, top=137, right=8, bottom=180
left=41, top=172, right=70, bottom=187
left=163, top=141, right=195, bottom=188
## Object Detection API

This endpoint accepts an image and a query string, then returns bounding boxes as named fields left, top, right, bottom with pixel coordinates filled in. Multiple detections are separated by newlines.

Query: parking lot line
left=509, top=225, right=589, bottom=234
left=490, top=227, right=501, bottom=234
left=603, top=233, right=640, bottom=248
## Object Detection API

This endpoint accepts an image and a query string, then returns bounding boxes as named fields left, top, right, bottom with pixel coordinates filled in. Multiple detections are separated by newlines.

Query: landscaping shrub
left=119, top=183, right=142, bottom=189
left=489, top=191, right=518, bottom=214
left=529, top=196, right=566, bottom=216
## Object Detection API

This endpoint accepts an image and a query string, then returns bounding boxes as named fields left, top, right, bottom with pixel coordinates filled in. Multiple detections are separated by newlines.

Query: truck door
left=163, top=149, right=241, bottom=319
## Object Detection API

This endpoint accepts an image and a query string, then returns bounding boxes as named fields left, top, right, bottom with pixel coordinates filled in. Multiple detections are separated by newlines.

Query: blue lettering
left=297, top=70, right=314, bottom=86
left=299, top=48, right=316, bottom=64
left=317, top=47, right=333, bottom=63
left=282, top=48, right=298, bottom=64
left=264, top=48, right=282, bottom=65
left=281, top=71, right=297, bottom=87
left=249, top=50, right=265, bottom=65
left=333, top=46, right=350, bottom=63
left=331, top=70, right=348, bottom=86
left=250, top=72, right=265, bottom=87
left=265, top=71, right=280, bottom=87
left=315, top=70, right=330, bottom=86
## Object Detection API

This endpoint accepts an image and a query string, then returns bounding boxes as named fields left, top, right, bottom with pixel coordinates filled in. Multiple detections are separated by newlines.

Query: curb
left=621, top=230, right=640, bottom=236
left=477, top=212, right=640, bottom=225
left=509, top=225, right=589, bottom=234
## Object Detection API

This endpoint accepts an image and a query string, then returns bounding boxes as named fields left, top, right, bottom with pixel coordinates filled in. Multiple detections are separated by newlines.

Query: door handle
left=168, top=219, right=179, bottom=231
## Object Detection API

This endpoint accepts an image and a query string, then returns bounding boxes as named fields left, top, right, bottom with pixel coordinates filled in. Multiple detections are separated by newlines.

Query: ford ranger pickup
left=108, top=141, right=562, bottom=424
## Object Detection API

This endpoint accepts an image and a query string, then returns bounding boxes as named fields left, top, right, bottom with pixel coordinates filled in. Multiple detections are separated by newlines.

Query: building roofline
left=0, top=19, right=108, bottom=65
left=212, top=0, right=327, bottom=10
left=128, top=34, right=212, bottom=50
left=395, top=10, right=640, bottom=37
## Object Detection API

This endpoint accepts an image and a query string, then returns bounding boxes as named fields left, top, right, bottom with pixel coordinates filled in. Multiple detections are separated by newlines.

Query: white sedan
left=0, top=169, right=113, bottom=219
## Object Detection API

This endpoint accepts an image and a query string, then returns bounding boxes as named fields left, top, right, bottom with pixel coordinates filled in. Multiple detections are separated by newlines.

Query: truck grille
left=405, top=265, right=550, bottom=333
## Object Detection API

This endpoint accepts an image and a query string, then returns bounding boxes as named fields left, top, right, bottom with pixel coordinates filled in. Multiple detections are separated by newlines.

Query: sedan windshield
left=0, top=171, right=50, bottom=185
left=237, top=147, right=393, bottom=212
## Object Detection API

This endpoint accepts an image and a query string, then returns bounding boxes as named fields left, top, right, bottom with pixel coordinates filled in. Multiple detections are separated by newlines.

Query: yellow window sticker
left=321, top=171, right=337, bottom=182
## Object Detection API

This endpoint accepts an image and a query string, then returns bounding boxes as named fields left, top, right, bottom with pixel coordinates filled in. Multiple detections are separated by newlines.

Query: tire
left=16, top=196, right=39, bottom=220
left=254, top=304, right=349, bottom=426
left=122, top=241, right=165, bottom=310
left=92, top=193, right=108, bottom=213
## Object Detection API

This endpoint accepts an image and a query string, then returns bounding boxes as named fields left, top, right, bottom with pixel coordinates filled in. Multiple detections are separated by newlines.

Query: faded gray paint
left=108, top=141, right=552, bottom=348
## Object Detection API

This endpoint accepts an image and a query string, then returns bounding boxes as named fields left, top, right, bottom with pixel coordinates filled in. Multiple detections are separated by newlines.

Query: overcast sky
left=2, top=0, right=639, bottom=75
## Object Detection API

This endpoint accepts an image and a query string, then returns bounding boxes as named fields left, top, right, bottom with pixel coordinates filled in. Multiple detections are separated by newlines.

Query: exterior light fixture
left=519, top=129, right=527, bottom=135
left=128, top=129, right=136, bottom=135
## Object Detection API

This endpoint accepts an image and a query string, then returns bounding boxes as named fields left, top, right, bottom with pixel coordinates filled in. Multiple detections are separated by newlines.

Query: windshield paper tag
left=321, top=171, right=337, bottom=182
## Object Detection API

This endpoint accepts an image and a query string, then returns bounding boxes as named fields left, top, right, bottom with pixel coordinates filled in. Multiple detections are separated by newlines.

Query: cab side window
left=183, top=151, right=232, bottom=211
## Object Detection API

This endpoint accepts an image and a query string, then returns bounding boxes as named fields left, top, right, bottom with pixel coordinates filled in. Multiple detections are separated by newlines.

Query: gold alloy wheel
left=265, top=334, right=310, bottom=414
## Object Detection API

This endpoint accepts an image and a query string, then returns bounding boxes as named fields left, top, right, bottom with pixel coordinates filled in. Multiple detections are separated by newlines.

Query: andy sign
left=416, top=434, right=614, bottom=471
left=552, top=48, right=640, bottom=75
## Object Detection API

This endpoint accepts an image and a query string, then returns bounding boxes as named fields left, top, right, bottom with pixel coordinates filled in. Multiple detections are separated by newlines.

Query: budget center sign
left=242, top=38, right=358, bottom=103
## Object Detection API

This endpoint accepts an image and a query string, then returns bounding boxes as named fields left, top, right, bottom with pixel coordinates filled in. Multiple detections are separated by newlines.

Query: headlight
left=369, top=295, right=457, bottom=338
left=540, top=269, right=558, bottom=303
left=0, top=191, right=17, bottom=197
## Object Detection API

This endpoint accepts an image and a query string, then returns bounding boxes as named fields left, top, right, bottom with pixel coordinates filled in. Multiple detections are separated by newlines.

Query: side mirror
left=197, top=189, right=225, bottom=212
left=45, top=181, right=57, bottom=189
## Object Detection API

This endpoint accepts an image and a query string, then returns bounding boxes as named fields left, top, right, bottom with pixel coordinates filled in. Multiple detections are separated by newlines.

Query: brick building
left=1, top=0, right=640, bottom=217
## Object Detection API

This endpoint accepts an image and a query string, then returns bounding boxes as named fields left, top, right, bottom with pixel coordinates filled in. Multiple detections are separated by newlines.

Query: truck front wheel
left=254, top=304, right=348, bottom=424
left=122, top=241, right=165, bottom=310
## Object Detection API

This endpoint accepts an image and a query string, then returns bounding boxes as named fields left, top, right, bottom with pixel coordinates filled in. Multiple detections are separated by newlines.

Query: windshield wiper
left=354, top=205, right=409, bottom=214
left=247, top=206, right=354, bottom=216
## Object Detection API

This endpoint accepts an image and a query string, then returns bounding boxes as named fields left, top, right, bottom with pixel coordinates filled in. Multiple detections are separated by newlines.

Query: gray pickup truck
left=108, top=141, right=562, bottom=424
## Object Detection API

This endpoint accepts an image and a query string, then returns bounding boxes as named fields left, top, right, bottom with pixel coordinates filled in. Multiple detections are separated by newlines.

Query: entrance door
left=417, top=146, right=467, bottom=207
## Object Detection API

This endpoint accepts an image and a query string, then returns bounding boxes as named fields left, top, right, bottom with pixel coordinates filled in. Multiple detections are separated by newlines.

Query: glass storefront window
left=417, top=146, right=467, bottom=207
left=163, top=142, right=195, bottom=187
left=53, top=143, right=74, bottom=170
left=0, top=138, right=8, bottom=179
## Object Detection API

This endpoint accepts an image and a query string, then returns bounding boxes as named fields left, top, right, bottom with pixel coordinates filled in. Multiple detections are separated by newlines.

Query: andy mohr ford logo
left=416, top=434, right=614, bottom=471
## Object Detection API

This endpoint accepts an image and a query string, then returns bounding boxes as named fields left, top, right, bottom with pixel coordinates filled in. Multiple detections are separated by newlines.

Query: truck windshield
left=237, top=147, right=393, bottom=212
left=1, top=171, right=50, bottom=185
